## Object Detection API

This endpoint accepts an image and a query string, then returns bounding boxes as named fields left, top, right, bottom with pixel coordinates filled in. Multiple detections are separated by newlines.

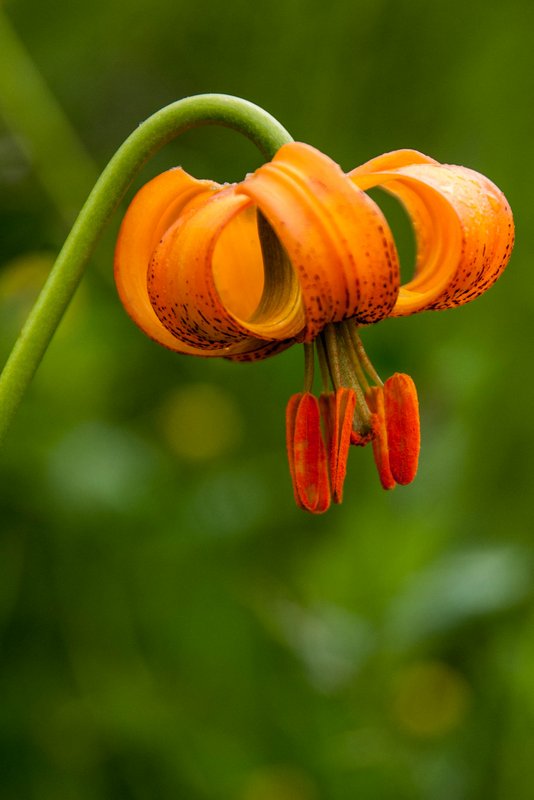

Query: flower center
left=315, top=320, right=382, bottom=438
left=287, top=321, right=421, bottom=512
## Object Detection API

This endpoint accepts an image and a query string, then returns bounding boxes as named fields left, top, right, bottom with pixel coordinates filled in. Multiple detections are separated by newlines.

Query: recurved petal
left=148, top=184, right=307, bottom=354
left=114, top=167, right=219, bottom=353
left=349, top=151, right=514, bottom=316
left=407, top=164, right=514, bottom=312
left=350, top=148, right=439, bottom=175
left=115, top=169, right=292, bottom=361
left=240, top=142, right=400, bottom=340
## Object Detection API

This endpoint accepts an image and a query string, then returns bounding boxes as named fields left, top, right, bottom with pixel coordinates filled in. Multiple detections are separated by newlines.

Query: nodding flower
left=114, top=142, right=514, bottom=512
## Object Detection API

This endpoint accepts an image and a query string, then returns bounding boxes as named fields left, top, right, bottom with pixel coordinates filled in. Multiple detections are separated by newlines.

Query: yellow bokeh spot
left=158, top=382, right=243, bottom=461
left=0, top=252, right=52, bottom=317
left=391, top=660, right=471, bottom=738
left=0, top=251, right=86, bottom=340
left=241, top=766, right=318, bottom=800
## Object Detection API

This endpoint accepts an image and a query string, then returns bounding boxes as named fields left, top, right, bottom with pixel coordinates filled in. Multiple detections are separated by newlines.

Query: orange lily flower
left=115, top=142, right=514, bottom=513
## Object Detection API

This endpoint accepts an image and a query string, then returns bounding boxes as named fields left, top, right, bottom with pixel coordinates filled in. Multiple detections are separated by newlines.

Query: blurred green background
left=0, top=0, right=532, bottom=798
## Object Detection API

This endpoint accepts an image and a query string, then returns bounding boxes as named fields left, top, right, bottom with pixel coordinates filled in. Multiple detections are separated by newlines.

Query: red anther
left=383, top=373, right=420, bottom=485
left=286, top=393, right=331, bottom=513
left=366, top=386, right=396, bottom=490
left=319, top=388, right=356, bottom=504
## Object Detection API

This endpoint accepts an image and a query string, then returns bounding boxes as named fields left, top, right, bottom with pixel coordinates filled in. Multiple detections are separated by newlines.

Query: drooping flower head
left=114, top=143, right=514, bottom=512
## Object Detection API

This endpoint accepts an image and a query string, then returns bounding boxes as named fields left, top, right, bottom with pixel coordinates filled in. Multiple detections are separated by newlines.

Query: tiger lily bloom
left=114, top=142, right=514, bottom=513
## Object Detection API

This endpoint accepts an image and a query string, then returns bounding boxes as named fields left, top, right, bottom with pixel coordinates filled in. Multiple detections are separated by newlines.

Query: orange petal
left=286, top=393, right=330, bottom=513
left=351, top=149, right=439, bottom=174
left=114, top=168, right=218, bottom=353
left=241, top=142, right=400, bottom=340
left=148, top=187, right=254, bottom=348
left=383, top=373, right=420, bottom=485
left=149, top=185, right=306, bottom=351
left=115, top=169, right=292, bottom=362
left=319, top=388, right=356, bottom=504
left=349, top=151, right=514, bottom=316
left=366, top=386, right=396, bottom=490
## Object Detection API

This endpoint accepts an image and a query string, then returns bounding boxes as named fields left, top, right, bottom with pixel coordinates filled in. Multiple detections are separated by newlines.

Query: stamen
left=323, top=324, right=371, bottom=431
left=286, top=392, right=331, bottom=513
left=340, top=322, right=370, bottom=393
left=303, top=342, right=315, bottom=393
left=315, top=336, right=332, bottom=393
left=323, top=324, right=344, bottom=389
left=319, top=388, right=356, bottom=503
left=346, top=321, right=383, bottom=386
left=383, top=373, right=420, bottom=485
left=366, top=386, right=396, bottom=490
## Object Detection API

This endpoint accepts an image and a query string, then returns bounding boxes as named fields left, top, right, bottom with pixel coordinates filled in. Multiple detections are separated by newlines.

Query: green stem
left=0, top=94, right=293, bottom=445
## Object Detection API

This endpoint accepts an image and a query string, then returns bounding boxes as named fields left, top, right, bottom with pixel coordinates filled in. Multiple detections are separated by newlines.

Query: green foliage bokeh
left=1, top=1, right=533, bottom=798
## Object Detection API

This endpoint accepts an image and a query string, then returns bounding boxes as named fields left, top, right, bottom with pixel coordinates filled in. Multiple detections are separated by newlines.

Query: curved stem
left=0, top=94, right=293, bottom=445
